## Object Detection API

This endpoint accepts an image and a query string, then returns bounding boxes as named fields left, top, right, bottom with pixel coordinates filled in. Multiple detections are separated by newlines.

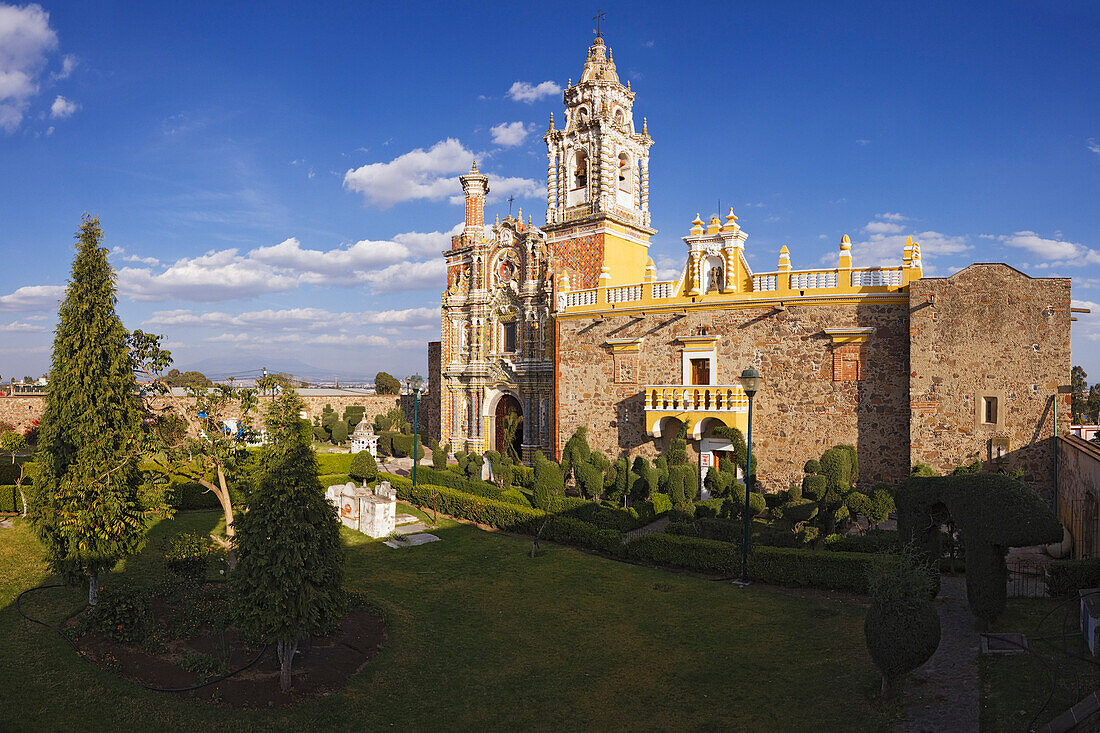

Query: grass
left=980, top=596, right=1100, bottom=731
left=0, top=507, right=899, bottom=732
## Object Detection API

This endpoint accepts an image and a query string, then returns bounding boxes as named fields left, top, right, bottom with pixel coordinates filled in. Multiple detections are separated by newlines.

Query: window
left=503, top=322, right=517, bottom=353
left=618, top=152, right=631, bottom=190
left=982, top=396, right=998, bottom=425
left=690, top=358, right=711, bottom=386
left=573, top=150, right=588, bottom=189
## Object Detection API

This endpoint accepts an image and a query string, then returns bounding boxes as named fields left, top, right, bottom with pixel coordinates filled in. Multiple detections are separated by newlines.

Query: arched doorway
left=494, top=394, right=523, bottom=460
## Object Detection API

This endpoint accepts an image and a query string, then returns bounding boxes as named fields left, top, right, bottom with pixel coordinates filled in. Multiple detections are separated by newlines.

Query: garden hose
left=16, top=583, right=270, bottom=693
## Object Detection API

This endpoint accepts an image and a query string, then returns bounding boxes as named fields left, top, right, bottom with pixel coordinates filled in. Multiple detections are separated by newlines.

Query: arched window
left=618, top=152, right=631, bottom=191
left=614, top=108, right=625, bottom=127
left=573, top=150, right=588, bottom=189
left=705, top=255, right=724, bottom=293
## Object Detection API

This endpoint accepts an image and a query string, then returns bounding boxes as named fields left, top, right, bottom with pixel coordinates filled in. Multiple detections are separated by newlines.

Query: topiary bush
left=1047, top=558, right=1100, bottom=597
left=330, top=420, right=348, bottom=445
left=622, top=533, right=738, bottom=574
left=431, top=441, right=450, bottom=470
left=349, top=451, right=378, bottom=484
left=749, top=547, right=897, bottom=594
left=896, top=473, right=1062, bottom=623
left=864, top=548, right=941, bottom=695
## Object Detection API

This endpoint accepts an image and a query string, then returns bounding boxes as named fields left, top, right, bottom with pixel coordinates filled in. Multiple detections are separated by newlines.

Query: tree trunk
left=277, top=639, right=298, bottom=691
left=17, top=484, right=27, bottom=518
left=204, top=465, right=237, bottom=569
left=88, top=572, right=99, bottom=607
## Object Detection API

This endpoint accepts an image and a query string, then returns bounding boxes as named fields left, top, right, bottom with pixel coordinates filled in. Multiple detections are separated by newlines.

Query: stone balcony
left=644, top=384, right=749, bottom=439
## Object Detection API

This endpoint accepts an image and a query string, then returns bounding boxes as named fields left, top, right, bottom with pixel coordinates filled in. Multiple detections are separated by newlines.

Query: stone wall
left=1057, top=435, right=1100, bottom=558
left=0, top=395, right=44, bottom=432
left=555, top=298, right=912, bottom=490
left=0, top=393, right=401, bottom=434
left=909, top=265, right=1071, bottom=497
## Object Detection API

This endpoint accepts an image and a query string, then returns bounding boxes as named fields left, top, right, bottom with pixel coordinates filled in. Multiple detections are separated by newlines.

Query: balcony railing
left=644, top=384, right=749, bottom=413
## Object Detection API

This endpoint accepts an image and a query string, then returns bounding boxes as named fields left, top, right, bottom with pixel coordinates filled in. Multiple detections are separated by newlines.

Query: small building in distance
left=350, top=420, right=378, bottom=458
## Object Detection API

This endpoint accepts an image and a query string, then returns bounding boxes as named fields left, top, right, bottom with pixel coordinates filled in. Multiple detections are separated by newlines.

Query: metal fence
left=1006, top=556, right=1048, bottom=598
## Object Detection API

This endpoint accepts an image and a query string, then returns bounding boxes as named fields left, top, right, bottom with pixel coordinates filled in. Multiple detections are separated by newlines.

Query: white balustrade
left=790, top=271, right=839, bottom=290
left=652, top=281, right=675, bottom=299
left=644, top=385, right=749, bottom=413
left=753, top=274, right=779, bottom=291
left=563, top=289, right=598, bottom=308
left=606, top=284, right=643, bottom=303
left=851, top=269, right=903, bottom=287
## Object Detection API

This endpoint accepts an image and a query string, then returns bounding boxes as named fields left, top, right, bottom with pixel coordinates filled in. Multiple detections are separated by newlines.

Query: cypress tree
left=233, top=391, right=346, bottom=691
left=30, top=215, right=148, bottom=606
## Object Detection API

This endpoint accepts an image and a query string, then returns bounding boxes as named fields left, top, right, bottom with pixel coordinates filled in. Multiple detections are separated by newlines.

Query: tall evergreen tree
left=233, top=390, right=345, bottom=691
left=30, top=215, right=148, bottom=606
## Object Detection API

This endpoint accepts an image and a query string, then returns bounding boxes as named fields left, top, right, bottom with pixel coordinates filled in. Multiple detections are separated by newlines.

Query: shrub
left=330, top=420, right=348, bottom=444
left=165, top=533, right=212, bottom=583
left=654, top=457, right=670, bottom=494
left=691, top=517, right=744, bottom=544
left=557, top=502, right=647, bottom=532
left=77, top=583, right=152, bottom=644
left=825, top=530, right=900, bottom=554
left=1047, top=558, right=1100, bottom=597
left=650, top=492, right=672, bottom=516
left=541, top=516, right=623, bottom=553
left=431, top=441, right=450, bottom=470
left=722, top=492, right=766, bottom=520
left=623, top=533, right=738, bottom=574
left=318, top=474, right=352, bottom=487
left=349, top=451, right=378, bottom=483
left=804, top=459, right=820, bottom=474
left=0, top=485, right=24, bottom=513
left=796, top=525, right=820, bottom=545
left=484, top=450, right=513, bottom=488
left=464, top=452, right=482, bottom=481
left=312, top=426, right=328, bottom=443
left=574, top=461, right=604, bottom=501
left=801, top=474, right=827, bottom=501
left=749, top=547, right=898, bottom=594
left=694, top=498, right=725, bottom=519
left=316, top=453, right=353, bottom=475
left=511, top=464, right=534, bottom=489
left=390, top=432, right=423, bottom=459
left=386, top=474, right=542, bottom=531
left=561, top=427, right=591, bottom=480
left=864, top=549, right=941, bottom=695
left=787, top=482, right=803, bottom=501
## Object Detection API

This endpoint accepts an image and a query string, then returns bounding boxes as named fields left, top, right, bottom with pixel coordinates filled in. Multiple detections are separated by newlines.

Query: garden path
left=625, top=516, right=669, bottom=539
left=898, top=576, right=979, bottom=733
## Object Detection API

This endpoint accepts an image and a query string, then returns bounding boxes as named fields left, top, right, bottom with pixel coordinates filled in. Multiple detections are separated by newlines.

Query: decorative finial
left=627, top=80, right=631, bottom=90
left=471, top=159, right=479, bottom=173
left=840, top=234, right=851, bottom=248
left=567, top=78, right=572, bottom=87
left=642, top=117, right=648, bottom=136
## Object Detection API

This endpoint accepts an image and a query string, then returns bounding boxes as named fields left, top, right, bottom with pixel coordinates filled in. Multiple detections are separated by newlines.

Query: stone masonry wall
left=0, top=394, right=400, bottom=434
left=909, top=264, right=1071, bottom=498
left=555, top=299, right=912, bottom=490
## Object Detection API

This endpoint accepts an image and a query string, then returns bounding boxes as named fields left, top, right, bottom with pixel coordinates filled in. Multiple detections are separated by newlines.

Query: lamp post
left=738, top=367, right=763, bottom=584
left=406, top=374, right=424, bottom=489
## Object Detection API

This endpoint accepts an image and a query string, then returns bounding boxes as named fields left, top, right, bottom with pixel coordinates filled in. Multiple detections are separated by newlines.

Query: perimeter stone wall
left=555, top=298, right=912, bottom=490
left=0, top=396, right=44, bottom=432
left=908, top=264, right=1071, bottom=497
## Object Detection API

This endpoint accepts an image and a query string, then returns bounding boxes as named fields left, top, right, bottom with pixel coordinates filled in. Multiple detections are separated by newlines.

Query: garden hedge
left=0, top=485, right=24, bottom=512
left=385, top=474, right=542, bottom=531
left=824, top=530, right=900, bottom=554
left=315, top=453, right=354, bottom=475
left=749, top=547, right=898, bottom=594
left=319, top=474, right=353, bottom=487
left=539, top=515, right=623, bottom=553
left=621, top=533, right=738, bottom=574
left=1047, top=558, right=1100, bottom=597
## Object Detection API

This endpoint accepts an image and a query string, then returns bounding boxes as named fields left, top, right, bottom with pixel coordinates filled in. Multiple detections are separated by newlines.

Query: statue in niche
left=707, top=265, right=723, bottom=293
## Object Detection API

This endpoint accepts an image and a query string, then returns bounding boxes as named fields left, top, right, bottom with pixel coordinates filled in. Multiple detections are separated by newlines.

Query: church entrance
left=494, top=394, right=523, bottom=461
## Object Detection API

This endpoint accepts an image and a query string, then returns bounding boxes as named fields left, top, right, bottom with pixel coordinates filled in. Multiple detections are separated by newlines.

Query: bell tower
left=543, top=34, right=655, bottom=290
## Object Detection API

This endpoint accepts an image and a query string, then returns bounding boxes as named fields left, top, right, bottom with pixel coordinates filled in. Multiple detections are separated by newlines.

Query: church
left=431, top=33, right=1072, bottom=495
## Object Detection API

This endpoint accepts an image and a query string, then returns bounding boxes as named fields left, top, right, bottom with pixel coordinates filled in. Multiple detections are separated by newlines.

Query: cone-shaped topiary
left=349, top=450, right=378, bottom=484
left=30, top=215, right=149, bottom=607
left=233, top=391, right=345, bottom=692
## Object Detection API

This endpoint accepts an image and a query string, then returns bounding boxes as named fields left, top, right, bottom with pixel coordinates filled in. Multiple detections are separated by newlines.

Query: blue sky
left=1, top=0, right=1098, bottom=383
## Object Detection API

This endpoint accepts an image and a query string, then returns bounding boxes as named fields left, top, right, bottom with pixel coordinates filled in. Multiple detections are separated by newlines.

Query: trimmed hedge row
left=511, top=465, right=534, bottom=489
left=0, top=485, right=24, bottom=513
left=316, top=453, right=354, bottom=475
left=748, top=547, right=897, bottom=594
left=385, top=474, right=542, bottom=531
left=622, top=534, right=739, bottom=574
left=413, top=466, right=530, bottom=507
left=1047, top=558, right=1100, bottom=597
left=539, top=516, right=622, bottom=553
left=666, top=517, right=744, bottom=545
left=824, top=530, right=899, bottom=554
left=319, top=474, right=353, bottom=487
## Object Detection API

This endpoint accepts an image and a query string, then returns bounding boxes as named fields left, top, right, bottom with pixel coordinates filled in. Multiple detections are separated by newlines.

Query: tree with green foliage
left=431, top=441, right=450, bottom=470
left=500, top=409, right=522, bottom=463
left=654, top=456, right=669, bottom=494
left=374, top=371, right=401, bottom=395
left=30, top=215, right=151, bottom=607
left=864, top=548, right=941, bottom=696
left=233, top=391, right=345, bottom=691
left=1, top=431, right=26, bottom=464
left=162, top=369, right=212, bottom=388
left=131, top=330, right=260, bottom=569
left=349, top=450, right=378, bottom=484
left=610, top=456, right=632, bottom=506
left=465, top=452, right=482, bottom=481
left=331, top=420, right=348, bottom=445
left=1072, top=366, right=1089, bottom=423
left=561, top=426, right=591, bottom=483
left=530, top=452, right=565, bottom=557
left=630, top=456, right=656, bottom=503
left=321, top=404, right=338, bottom=440
left=484, top=450, right=513, bottom=488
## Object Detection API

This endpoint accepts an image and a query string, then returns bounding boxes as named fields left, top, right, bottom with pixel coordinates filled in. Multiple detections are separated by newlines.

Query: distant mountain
left=176, top=356, right=371, bottom=384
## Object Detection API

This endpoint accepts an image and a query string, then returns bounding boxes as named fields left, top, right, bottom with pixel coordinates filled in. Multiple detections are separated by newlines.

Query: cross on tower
left=593, top=9, right=606, bottom=38
left=507, top=195, right=516, bottom=215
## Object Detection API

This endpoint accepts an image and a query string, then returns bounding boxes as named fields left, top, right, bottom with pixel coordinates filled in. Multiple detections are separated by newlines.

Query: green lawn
left=981, top=596, right=1100, bottom=731
left=1, top=510, right=899, bottom=732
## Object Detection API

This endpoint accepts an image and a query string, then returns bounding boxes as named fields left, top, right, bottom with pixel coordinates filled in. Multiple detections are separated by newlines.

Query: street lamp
left=406, top=374, right=424, bottom=489
left=738, top=367, right=763, bottom=584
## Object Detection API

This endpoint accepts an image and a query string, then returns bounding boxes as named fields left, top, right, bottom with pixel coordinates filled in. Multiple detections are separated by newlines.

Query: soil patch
left=73, top=605, right=385, bottom=708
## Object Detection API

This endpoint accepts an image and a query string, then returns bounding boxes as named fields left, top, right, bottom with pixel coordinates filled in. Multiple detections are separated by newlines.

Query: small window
left=690, top=358, right=710, bottom=386
left=573, top=150, right=588, bottom=189
left=983, top=396, right=998, bottom=425
left=503, top=322, right=517, bottom=353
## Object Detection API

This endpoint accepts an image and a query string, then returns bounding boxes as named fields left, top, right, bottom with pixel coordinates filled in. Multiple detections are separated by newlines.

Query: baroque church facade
left=434, top=34, right=1073, bottom=495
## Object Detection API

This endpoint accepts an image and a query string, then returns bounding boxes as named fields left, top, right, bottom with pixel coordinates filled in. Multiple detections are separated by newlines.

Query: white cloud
left=0, top=2, right=59, bottom=132
left=1003, top=231, right=1100, bottom=264
left=490, top=121, right=531, bottom=147
left=343, top=138, right=477, bottom=207
left=0, top=284, right=63, bottom=311
left=506, top=80, right=561, bottom=104
left=864, top=220, right=905, bottom=234
left=48, top=94, right=76, bottom=118
left=0, top=320, right=43, bottom=332
left=117, top=249, right=298, bottom=302
left=855, top=139, right=871, bottom=146
left=360, top=258, right=447, bottom=294
left=843, top=229, right=970, bottom=268
left=450, top=176, right=542, bottom=206
left=653, top=254, right=683, bottom=282
left=50, top=52, right=75, bottom=80
left=1088, top=138, right=1100, bottom=157
left=876, top=212, right=909, bottom=222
